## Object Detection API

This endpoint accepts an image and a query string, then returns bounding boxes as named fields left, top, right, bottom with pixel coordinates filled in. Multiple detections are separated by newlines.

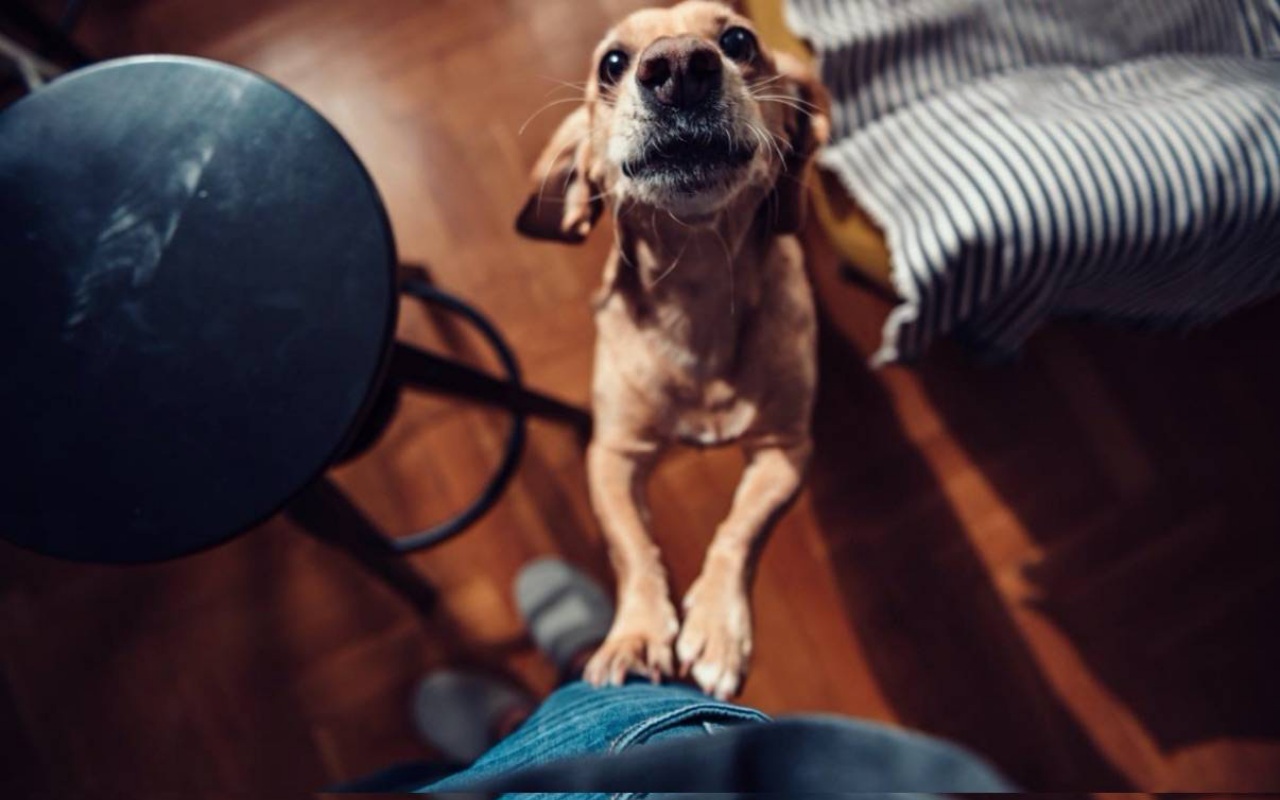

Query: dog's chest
left=636, top=303, right=762, bottom=446
left=672, top=379, right=756, bottom=446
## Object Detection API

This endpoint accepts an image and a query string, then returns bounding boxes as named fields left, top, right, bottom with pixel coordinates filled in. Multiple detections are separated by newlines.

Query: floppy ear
left=769, top=52, right=832, bottom=234
left=515, top=106, right=603, bottom=243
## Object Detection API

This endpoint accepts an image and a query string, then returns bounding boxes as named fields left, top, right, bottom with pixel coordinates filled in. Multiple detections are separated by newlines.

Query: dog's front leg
left=584, top=441, right=679, bottom=687
left=677, top=439, right=811, bottom=699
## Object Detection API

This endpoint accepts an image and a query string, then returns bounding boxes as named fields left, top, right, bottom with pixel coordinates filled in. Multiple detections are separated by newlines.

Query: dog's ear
left=516, top=106, right=603, bottom=244
left=768, top=51, right=832, bottom=234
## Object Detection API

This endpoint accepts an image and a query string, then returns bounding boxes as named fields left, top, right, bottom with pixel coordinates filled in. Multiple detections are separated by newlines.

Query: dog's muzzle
left=621, top=123, right=756, bottom=192
left=618, top=35, right=757, bottom=194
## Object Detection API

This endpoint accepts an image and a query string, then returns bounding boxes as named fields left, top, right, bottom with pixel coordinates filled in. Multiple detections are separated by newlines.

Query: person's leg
left=328, top=670, right=535, bottom=792
left=389, top=561, right=1011, bottom=796
left=423, top=679, right=769, bottom=792
left=420, top=559, right=769, bottom=794
left=413, top=670, right=537, bottom=764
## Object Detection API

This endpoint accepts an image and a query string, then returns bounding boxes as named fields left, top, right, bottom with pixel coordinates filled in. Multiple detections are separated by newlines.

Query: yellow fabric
left=744, top=0, right=896, bottom=295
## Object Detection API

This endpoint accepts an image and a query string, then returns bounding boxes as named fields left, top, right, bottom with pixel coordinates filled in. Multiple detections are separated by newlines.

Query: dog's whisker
left=749, top=85, right=817, bottom=105
left=535, top=137, right=580, bottom=201
left=540, top=84, right=586, bottom=100
left=613, top=213, right=636, bottom=273
left=747, top=128, right=778, bottom=170
left=746, top=74, right=787, bottom=92
left=537, top=75, right=589, bottom=90
left=534, top=135, right=583, bottom=218
left=767, top=127, right=792, bottom=162
left=728, top=125, right=752, bottom=170
left=745, top=125, right=769, bottom=164
left=519, top=97, right=589, bottom=136
left=748, top=122, right=788, bottom=169
left=704, top=224, right=737, bottom=320
left=535, top=76, right=590, bottom=103
left=751, top=91, right=818, bottom=106
left=752, top=95, right=819, bottom=116
left=651, top=232, right=692, bottom=287
left=752, top=99, right=815, bottom=117
left=664, top=209, right=695, bottom=229
left=587, top=186, right=620, bottom=204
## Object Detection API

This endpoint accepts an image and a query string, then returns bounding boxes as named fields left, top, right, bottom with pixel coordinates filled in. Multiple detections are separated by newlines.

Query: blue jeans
left=422, top=680, right=769, bottom=794
left=420, top=680, right=1012, bottom=796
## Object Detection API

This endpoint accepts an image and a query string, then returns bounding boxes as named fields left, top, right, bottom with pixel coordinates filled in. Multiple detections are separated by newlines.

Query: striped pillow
left=787, top=0, right=1280, bottom=362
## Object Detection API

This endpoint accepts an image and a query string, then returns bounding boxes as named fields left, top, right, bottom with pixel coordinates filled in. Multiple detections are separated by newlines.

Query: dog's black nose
left=636, top=36, right=723, bottom=109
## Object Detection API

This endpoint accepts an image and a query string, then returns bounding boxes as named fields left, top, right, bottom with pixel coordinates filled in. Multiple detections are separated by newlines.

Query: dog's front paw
left=583, top=593, right=679, bottom=687
left=676, top=575, right=753, bottom=700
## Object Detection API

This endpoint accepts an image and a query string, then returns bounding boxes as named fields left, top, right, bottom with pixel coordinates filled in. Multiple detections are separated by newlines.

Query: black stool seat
left=0, top=56, right=397, bottom=562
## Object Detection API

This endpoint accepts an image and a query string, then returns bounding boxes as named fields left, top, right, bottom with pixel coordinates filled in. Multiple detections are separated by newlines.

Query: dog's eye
left=719, top=26, right=758, bottom=63
left=598, top=50, right=630, bottom=86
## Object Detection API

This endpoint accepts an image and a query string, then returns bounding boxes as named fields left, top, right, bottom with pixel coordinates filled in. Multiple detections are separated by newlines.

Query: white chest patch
left=674, top=400, right=757, bottom=447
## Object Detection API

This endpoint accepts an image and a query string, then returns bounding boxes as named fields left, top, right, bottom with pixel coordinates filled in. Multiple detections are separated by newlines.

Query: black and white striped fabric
left=786, top=0, right=1280, bottom=363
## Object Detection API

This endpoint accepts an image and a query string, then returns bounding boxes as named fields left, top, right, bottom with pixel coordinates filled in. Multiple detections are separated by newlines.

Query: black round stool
left=0, top=56, right=587, bottom=587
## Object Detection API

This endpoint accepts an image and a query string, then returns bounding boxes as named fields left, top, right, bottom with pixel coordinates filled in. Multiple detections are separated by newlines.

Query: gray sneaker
left=412, top=670, right=532, bottom=763
left=514, top=557, right=614, bottom=675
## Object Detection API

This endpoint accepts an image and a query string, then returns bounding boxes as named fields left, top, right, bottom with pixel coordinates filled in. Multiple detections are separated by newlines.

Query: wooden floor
left=4, top=0, right=1280, bottom=794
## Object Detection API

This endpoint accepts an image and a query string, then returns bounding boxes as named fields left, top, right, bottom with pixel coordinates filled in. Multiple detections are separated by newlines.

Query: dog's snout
left=636, top=36, right=723, bottom=110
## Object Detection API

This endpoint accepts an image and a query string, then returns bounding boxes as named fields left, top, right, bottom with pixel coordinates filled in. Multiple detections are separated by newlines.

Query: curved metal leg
left=292, top=270, right=592, bottom=616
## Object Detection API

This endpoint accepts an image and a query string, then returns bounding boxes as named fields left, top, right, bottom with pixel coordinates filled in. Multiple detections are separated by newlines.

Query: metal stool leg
left=0, top=1, right=93, bottom=67
left=296, top=273, right=590, bottom=581
left=389, top=342, right=591, bottom=433
left=0, top=32, right=65, bottom=91
left=288, top=477, right=438, bottom=613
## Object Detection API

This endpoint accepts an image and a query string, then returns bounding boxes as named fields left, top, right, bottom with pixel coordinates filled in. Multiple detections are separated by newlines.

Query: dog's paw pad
left=584, top=610, right=678, bottom=687
left=677, top=589, right=752, bottom=700
left=691, top=658, right=742, bottom=701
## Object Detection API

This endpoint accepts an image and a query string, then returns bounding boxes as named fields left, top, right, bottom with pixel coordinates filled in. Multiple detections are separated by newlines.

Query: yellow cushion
left=744, top=0, right=897, bottom=295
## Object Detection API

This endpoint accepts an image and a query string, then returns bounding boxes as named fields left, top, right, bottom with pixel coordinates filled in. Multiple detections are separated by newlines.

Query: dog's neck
left=608, top=187, right=772, bottom=314
left=599, top=188, right=777, bottom=382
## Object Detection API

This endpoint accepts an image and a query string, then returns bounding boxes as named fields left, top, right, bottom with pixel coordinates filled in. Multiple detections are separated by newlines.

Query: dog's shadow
left=806, top=317, right=1131, bottom=790
left=921, top=304, right=1280, bottom=753
left=808, top=283, right=1280, bottom=788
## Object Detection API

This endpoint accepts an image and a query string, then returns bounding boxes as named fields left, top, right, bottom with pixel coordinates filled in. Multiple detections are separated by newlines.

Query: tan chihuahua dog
left=517, top=0, right=830, bottom=699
